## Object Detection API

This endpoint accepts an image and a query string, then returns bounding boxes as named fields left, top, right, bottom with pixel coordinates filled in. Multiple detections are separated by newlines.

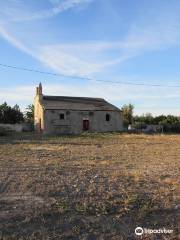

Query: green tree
left=144, top=113, right=153, bottom=124
left=153, top=115, right=167, bottom=124
left=121, top=104, right=134, bottom=127
left=0, top=102, right=24, bottom=124
left=24, top=104, right=34, bottom=123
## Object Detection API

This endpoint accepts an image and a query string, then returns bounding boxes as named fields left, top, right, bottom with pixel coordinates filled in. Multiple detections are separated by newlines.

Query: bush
left=0, top=102, right=24, bottom=124
left=133, top=122, right=147, bottom=130
left=0, top=127, right=10, bottom=136
left=162, top=123, right=180, bottom=133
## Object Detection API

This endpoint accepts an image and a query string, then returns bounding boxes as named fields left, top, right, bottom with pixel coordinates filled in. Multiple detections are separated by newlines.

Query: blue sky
left=0, top=0, right=180, bottom=115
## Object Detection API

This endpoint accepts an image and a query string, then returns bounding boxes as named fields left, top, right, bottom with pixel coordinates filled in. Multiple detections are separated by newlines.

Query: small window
left=60, top=113, right=65, bottom=120
left=106, top=114, right=110, bottom=121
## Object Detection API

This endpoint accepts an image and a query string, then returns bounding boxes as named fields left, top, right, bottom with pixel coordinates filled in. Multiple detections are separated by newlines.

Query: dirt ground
left=0, top=133, right=179, bottom=240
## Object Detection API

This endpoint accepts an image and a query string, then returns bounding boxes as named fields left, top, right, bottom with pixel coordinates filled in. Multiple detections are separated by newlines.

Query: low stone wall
left=0, top=123, right=34, bottom=132
left=0, top=124, right=23, bottom=132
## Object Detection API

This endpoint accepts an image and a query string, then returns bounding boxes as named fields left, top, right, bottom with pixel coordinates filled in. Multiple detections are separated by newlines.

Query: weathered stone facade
left=34, top=83, right=123, bottom=134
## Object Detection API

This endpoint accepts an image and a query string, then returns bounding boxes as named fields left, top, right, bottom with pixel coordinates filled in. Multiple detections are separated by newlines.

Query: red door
left=83, top=120, right=89, bottom=131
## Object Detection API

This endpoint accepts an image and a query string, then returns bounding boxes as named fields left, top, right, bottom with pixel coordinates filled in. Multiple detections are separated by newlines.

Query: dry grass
left=0, top=133, right=179, bottom=240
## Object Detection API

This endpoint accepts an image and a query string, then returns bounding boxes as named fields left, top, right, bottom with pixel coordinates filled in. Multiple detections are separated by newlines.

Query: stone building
left=34, top=83, right=123, bottom=134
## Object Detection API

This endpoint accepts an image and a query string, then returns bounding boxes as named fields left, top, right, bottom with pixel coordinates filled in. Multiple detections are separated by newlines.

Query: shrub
left=0, top=126, right=10, bottom=136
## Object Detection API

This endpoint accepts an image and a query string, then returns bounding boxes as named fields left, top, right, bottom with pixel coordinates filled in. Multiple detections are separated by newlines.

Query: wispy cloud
left=1, top=0, right=180, bottom=115
left=1, top=0, right=180, bottom=77
left=38, top=43, right=126, bottom=76
left=0, top=0, right=94, bottom=22
left=0, top=24, right=32, bottom=55
left=1, top=82, right=180, bottom=115
left=123, top=23, right=180, bottom=53
left=19, top=0, right=93, bottom=21
left=36, top=22, right=180, bottom=76
left=0, top=19, right=180, bottom=77
left=0, top=24, right=131, bottom=76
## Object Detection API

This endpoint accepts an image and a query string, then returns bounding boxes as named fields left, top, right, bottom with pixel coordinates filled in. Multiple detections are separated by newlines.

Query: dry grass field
left=0, top=133, right=179, bottom=240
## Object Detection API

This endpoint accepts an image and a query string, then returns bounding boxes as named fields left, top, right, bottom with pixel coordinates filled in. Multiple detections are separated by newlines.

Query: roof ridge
left=43, top=95, right=106, bottom=101
left=41, top=95, right=120, bottom=111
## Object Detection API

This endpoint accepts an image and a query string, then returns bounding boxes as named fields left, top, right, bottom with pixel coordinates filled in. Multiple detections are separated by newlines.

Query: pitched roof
left=42, top=95, right=120, bottom=111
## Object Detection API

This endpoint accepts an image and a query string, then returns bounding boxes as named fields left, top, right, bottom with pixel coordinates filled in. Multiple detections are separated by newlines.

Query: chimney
left=36, top=87, right=39, bottom=95
left=39, top=82, right=42, bottom=95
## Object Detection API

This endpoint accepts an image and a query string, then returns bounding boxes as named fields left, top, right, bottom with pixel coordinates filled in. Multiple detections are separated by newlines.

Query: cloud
left=20, top=0, right=93, bottom=21
left=38, top=43, right=127, bottom=76
left=0, top=0, right=94, bottom=22
left=0, top=85, right=35, bottom=112
left=0, top=20, right=180, bottom=78
left=0, top=25, right=119, bottom=76
left=0, top=25, right=129, bottom=76
left=1, top=1, right=180, bottom=116
left=122, top=24, right=180, bottom=53
left=37, top=20, right=180, bottom=76
left=38, top=45, right=102, bottom=76
left=1, top=0, right=180, bottom=77
left=0, top=24, right=32, bottom=55
left=1, top=82, right=180, bottom=116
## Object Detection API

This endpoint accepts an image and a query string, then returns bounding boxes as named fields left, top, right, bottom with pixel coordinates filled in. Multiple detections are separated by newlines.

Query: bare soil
left=0, top=133, right=179, bottom=240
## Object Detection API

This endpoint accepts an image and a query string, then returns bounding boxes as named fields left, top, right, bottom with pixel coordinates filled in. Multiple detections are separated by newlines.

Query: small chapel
left=34, top=83, right=123, bottom=134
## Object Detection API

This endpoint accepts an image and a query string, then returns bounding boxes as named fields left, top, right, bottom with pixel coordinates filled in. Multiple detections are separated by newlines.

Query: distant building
left=34, top=83, right=123, bottom=134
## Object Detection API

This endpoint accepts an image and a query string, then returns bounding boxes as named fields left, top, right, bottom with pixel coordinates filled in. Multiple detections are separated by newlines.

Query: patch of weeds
left=97, top=201, right=118, bottom=215
left=72, top=225, right=81, bottom=234
left=75, top=202, right=86, bottom=213
left=54, top=199, right=69, bottom=213
left=53, top=160, right=61, bottom=168
left=159, top=174, right=171, bottom=180
left=129, top=193, right=155, bottom=218
left=75, top=201, right=118, bottom=216
left=126, top=193, right=139, bottom=205
left=139, top=198, right=154, bottom=214
left=121, top=192, right=155, bottom=218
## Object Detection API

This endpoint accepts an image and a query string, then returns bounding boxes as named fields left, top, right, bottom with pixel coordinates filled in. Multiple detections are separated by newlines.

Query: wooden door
left=83, top=120, right=89, bottom=131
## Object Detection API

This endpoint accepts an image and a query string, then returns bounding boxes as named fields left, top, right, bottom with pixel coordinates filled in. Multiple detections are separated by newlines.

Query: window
left=106, top=114, right=110, bottom=121
left=60, top=113, right=65, bottom=120
left=89, top=111, right=94, bottom=116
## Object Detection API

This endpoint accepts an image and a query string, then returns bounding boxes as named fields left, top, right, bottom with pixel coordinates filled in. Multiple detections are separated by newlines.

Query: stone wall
left=43, top=109, right=123, bottom=135
left=0, top=124, right=23, bottom=132
left=0, top=123, right=34, bottom=132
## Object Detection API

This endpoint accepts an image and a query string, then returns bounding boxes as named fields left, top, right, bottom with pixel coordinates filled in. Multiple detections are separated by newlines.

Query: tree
left=153, top=115, right=167, bottom=125
left=24, top=104, right=34, bottom=123
left=0, top=102, right=24, bottom=124
left=144, top=113, right=153, bottom=124
left=121, top=104, right=134, bottom=127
